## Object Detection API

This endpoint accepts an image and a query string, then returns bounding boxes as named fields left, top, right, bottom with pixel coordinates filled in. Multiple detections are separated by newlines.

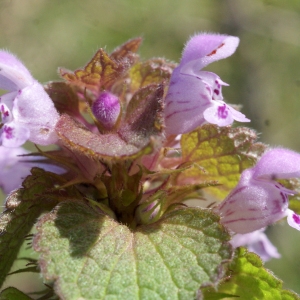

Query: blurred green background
left=1, top=0, right=300, bottom=296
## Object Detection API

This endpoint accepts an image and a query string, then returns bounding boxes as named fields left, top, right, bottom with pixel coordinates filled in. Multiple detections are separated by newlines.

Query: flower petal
left=230, top=229, right=280, bottom=261
left=12, top=82, right=59, bottom=145
left=1, top=123, right=30, bottom=147
left=203, top=101, right=249, bottom=126
left=0, top=102, right=13, bottom=123
left=248, top=232, right=281, bottom=261
left=0, top=50, right=34, bottom=90
left=253, top=148, right=300, bottom=179
left=180, top=33, right=240, bottom=71
left=227, top=105, right=251, bottom=123
left=0, top=146, right=30, bottom=193
left=164, top=72, right=211, bottom=135
left=286, top=209, right=300, bottom=231
left=195, top=71, right=227, bottom=100
left=0, top=91, right=18, bottom=117
left=203, top=102, right=234, bottom=126
left=217, top=169, right=288, bottom=233
left=0, top=145, right=65, bottom=194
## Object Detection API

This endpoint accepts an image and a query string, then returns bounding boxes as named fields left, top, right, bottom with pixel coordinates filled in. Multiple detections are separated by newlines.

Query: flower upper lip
left=217, top=148, right=300, bottom=234
left=0, top=50, right=59, bottom=147
left=164, top=33, right=250, bottom=135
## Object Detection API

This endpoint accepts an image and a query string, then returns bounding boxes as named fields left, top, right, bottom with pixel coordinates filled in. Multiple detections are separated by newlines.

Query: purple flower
left=0, top=146, right=31, bottom=194
left=216, top=148, right=300, bottom=233
left=0, top=51, right=59, bottom=147
left=164, top=33, right=250, bottom=135
left=92, top=92, right=121, bottom=130
left=0, top=145, right=64, bottom=195
left=286, top=208, right=300, bottom=231
left=230, top=229, right=280, bottom=262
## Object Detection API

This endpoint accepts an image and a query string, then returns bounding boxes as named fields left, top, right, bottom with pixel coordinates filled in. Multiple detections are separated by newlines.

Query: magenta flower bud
left=92, top=92, right=121, bottom=130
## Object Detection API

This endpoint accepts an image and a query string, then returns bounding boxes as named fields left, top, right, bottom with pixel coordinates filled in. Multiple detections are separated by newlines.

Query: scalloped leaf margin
left=33, top=201, right=232, bottom=300
left=200, top=247, right=300, bottom=300
left=179, top=125, right=266, bottom=200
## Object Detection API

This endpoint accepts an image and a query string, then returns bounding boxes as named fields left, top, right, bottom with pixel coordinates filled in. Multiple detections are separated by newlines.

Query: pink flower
left=0, top=146, right=31, bottom=194
left=286, top=208, right=300, bottom=231
left=0, top=51, right=59, bottom=147
left=0, top=146, right=64, bottom=195
left=216, top=148, right=300, bottom=233
left=164, top=33, right=250, bottom=135
left=230, top=229, right=280, bottom=262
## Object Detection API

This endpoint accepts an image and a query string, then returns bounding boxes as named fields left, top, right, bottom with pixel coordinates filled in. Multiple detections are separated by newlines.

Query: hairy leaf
left=45, top=81, right=81, bottom=117
left=179, top=125, right=266, bottom=200
left=0, top=168, right=76, bottom=288
left=129, top=58, right=175, bottom=92
left=0, top=287, right=33, bottom=300
left=200, top=248, right=300, bottom=300
left=60, top=38, right=142, bottom=92
left=118, top=84, right=164, bottom=150
left=110, top=37, right=142, bottom=65
left=34, top=201, right=232, bottom=300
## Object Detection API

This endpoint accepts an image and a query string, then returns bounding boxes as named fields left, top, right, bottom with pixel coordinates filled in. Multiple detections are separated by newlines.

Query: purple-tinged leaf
left=56, top=84, right=164, bottom=160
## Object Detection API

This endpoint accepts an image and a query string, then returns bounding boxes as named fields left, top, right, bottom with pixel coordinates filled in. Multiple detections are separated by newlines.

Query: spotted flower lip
left=0, top=50, right=59, bottom=147
left=216, top=148, right=300, bottom=234
left=286, top=208, right=300, bottom=231
left=164, top=33, right=250, bottom=135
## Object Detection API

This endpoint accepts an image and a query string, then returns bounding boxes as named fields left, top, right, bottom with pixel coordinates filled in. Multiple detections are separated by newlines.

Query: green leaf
left=129, top=58, right=175, bottom=92
left=0, top=287, right=33, bottom=300
left=0, top=168, right=75, bottom=288
left=289, top=198, right=300, bottom=215
left=56, top=84, right=164, bottom=160
left=179, top=125, right=266, bottom=200
left=33, top=201, right=232, bottom=300
left=283, top=178, right=300, bottom=214
left=200, top=292, right=239, bottom=300
left=201, top=248, right=300, bottom=300
left=282, top=290, right=300, bottom=300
